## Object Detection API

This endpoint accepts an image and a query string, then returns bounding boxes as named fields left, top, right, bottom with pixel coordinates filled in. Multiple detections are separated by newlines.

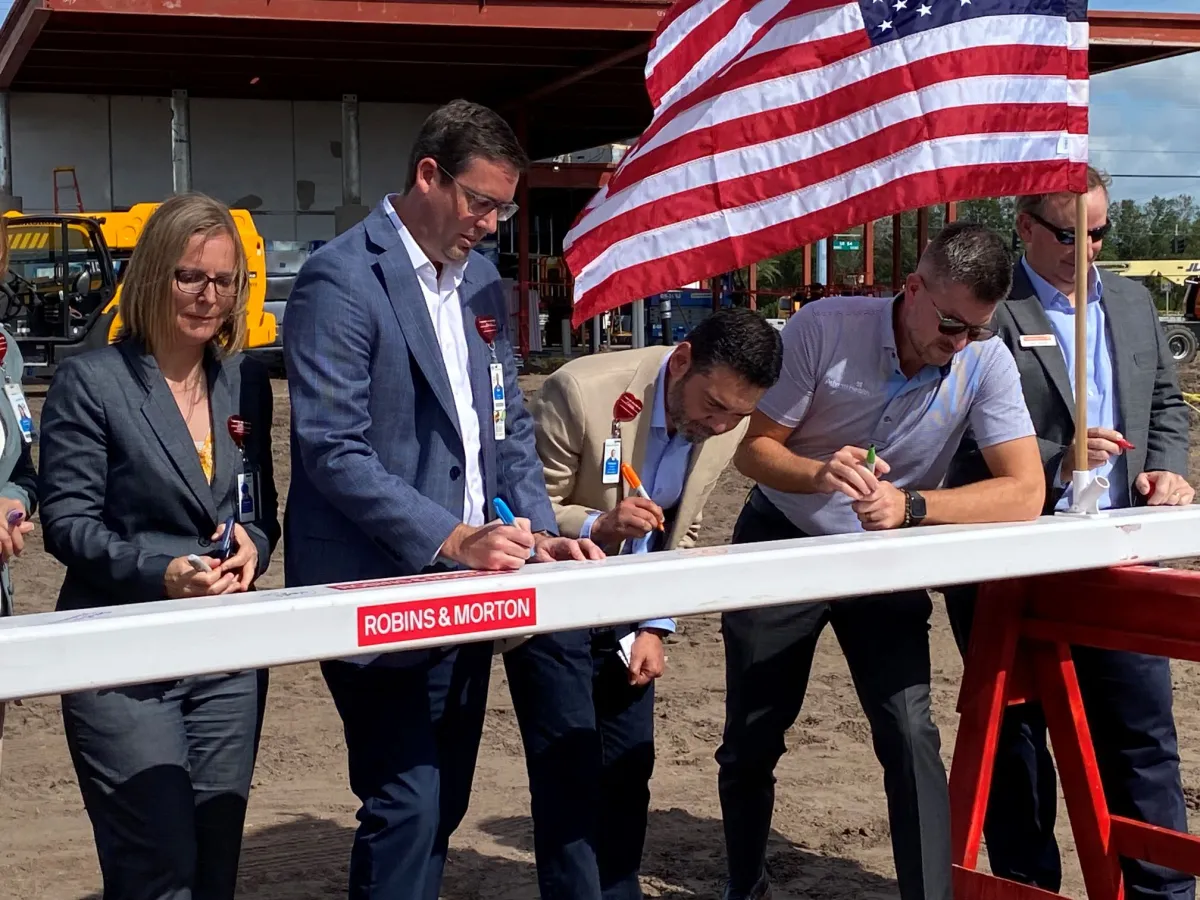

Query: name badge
left=3, top=383, right=34, bottom=444
left=1019, top=334, right=1057, bottom=348
left=490, top=362, right=506, bottom=441
left=602, top=437, right=622, bottom=484
left=236, top=467, right=260, bottom=523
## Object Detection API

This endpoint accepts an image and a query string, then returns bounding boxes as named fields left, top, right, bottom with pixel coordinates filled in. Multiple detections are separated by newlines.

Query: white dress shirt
left=386, top=196, right=485, bottom=528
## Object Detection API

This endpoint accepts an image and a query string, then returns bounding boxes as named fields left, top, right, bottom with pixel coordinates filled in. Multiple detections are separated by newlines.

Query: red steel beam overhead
left=528, top=162, right=614, bottom=190
left=1088, top=10, right=1200, bottom=48
left=40, top=0, right=670, bottom=31
left=0, top=0, right=49, bottom=88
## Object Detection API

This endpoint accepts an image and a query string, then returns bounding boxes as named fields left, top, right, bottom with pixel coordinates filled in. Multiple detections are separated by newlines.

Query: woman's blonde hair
left=116, top=192, right=249, bottom=357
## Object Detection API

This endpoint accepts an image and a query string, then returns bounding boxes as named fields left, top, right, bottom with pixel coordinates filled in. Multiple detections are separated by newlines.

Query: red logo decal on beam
left=357, top=589, right=537, bottom=646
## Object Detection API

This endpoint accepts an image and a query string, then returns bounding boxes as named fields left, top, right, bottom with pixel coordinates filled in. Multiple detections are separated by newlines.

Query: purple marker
left=6, top=509, right=23, bottom=528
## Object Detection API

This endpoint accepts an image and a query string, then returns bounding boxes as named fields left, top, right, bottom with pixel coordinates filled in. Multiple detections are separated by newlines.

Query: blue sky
left=1089, top=0, right=1200, bottom=203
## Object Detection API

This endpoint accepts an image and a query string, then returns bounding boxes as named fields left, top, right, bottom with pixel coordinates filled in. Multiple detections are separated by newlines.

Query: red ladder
left=52, top=167, right=83, bottom=213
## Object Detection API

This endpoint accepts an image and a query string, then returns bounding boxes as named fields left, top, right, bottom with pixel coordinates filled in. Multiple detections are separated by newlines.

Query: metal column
left=341, top=94, right=361, bottom=206
left=515, top=110, right=532, bottom=360
left=335, top=94, right=369, bottom=235
left=631, top=299, right=646, bottom=348
left=0, top=92, right=17, bottom=212
left=170, top=90, right=192, bottom=194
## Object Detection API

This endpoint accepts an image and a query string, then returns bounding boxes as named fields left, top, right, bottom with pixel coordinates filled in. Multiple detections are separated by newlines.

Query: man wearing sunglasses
left=946, top=167, right=1195, bottom=900
left=717, top=222, right=1045, bottom=900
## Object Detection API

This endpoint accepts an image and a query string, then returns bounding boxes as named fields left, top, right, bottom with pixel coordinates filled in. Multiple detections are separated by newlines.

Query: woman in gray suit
left=37, top=192, right=280, bottom=900
left=0, top=217, right=41, bottom=770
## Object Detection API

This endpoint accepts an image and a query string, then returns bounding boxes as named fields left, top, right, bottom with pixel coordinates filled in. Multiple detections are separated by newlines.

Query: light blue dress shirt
left=1020, top=258, right=1128, bottom=511
left=581, top=355, right=690, bottom=633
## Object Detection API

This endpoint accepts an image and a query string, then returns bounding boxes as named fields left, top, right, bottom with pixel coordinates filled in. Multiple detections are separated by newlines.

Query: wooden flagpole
left=1074, top=190, right=1089, bottom=475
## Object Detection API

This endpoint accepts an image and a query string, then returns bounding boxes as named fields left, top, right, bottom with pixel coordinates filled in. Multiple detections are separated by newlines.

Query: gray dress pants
left=62, top=669, right=265, bottom=900
left=716, top=488, right=952, bottom=900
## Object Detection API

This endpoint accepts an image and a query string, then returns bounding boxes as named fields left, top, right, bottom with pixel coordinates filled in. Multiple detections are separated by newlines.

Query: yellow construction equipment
left=1095, top=260, right=1200, bottom=285
left=1, top=204, right=275, bottom=373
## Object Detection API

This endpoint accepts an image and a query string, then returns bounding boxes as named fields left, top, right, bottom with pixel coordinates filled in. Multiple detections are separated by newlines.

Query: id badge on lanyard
left=477, top=315, right=506, bottom=441
left=227, top=416, right=259, bottom=523
left=3, top=383, right=34, bottom=444
left=0, top=329, right=33, bottom=445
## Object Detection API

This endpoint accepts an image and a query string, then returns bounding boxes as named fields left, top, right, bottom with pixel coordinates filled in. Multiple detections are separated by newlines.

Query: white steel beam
left=2, top=506, right=1199, bottom=702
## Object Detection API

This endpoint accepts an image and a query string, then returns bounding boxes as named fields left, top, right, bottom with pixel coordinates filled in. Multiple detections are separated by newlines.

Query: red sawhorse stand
left=949, top=565, right=1200, bottom=899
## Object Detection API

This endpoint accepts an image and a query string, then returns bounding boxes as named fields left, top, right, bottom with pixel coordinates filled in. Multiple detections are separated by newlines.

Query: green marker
left=865, top=444, right=877, bottom=475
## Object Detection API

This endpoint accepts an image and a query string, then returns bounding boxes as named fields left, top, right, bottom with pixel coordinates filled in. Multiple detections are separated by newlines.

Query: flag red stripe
left=635, top=28, right=870, bottom=164
left=647, top=0, right=844, bottom=112
left=569, top=103, right=1070, bottom=269
left=611, top=42, right=1084, bottom=198
left=572, top=160, right=1081, bottom=325
left=652, top=0, right=713, bottom=52
left=571, top=110, right=1079, bottom=277
left=647, top=0, right=752, bottom=108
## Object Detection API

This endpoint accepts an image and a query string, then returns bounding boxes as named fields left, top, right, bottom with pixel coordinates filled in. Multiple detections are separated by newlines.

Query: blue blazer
left=283, top=202, right=556, bottom=639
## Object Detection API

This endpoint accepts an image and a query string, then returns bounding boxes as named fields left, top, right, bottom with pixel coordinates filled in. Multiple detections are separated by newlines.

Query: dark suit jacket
left=38, top=340, right=280, bottom=611
left=947, top=261, right=1189, bottom=513
left=282, top=203, right=556, bottom=604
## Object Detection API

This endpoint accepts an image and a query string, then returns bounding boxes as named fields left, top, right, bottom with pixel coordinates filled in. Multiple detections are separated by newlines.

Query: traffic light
left=1172, top=235, right=1188, bottom=254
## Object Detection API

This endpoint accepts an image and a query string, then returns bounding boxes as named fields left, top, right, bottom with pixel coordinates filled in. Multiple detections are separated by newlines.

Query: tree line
left=742, top=194, right=1200, bottom=296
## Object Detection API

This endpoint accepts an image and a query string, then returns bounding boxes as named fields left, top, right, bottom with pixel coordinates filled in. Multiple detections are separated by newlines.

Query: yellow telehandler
left=1, top=203, right=276, bottom=374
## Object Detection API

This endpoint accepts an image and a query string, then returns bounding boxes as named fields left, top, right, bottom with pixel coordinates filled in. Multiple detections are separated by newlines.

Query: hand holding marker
left=188, top=515, right=237, bottom=573
left=492, top=497, right=536, bottom=557
left=621, top=463, right=665, bottom=531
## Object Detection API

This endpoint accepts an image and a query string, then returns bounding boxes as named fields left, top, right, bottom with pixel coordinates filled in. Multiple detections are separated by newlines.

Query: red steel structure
left=951, top=567, right=1200, bottom=899
left=0, top=1, right=1197, bottom=355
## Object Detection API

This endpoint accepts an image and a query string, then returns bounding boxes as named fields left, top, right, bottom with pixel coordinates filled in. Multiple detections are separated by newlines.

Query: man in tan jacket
left=508, top=307, right=782, bottom=900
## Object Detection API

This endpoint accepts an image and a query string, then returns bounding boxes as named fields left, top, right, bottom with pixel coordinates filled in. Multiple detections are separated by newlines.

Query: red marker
left=613, top=392, right=643, bottom=423
left=1116, top=438, right=1135, bottom=451
left=475, top=315, right=499, bottom=346
left=227, top=415, right=250, bottom=450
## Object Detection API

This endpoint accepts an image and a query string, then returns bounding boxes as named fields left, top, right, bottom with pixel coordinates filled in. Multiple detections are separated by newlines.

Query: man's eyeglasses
left=1028, top=211, right=1112, bottom=246
left=931, top=302, right=996, bottom=342
left=176, top=269, right=241, bottom=298
left=437, top=163, right=519, bottom=222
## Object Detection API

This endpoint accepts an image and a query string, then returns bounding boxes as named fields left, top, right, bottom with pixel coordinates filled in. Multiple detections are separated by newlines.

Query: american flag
left=563, top=0, right=1090, bottom=324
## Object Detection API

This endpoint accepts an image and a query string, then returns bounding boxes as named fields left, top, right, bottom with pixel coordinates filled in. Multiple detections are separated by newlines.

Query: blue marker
left=492, top=498, right=534, bottom=558
left=216, top=515, right=237, bottom=561
left=492, top=497, right=517, bottom=526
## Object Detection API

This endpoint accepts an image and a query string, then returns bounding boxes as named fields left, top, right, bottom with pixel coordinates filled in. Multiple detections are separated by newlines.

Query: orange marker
left=621, top=463, right=665, bottom=531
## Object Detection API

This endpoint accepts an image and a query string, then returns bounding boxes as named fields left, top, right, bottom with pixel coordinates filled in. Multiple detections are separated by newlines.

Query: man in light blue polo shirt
left=716, top=222, right=1046, bottom=900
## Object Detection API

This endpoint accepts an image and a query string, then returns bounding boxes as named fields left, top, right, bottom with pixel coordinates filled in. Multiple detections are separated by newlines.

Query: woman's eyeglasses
left=175, top=269, right=241, bottom=298
left=1028, top=211, right=1112, bottom=246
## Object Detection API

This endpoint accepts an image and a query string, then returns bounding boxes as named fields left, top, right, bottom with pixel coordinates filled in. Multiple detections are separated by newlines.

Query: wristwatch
left=902, top=489, right=926, bottom=527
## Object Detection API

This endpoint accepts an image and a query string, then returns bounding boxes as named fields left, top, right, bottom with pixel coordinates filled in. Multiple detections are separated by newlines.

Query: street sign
left=832, top=237, right=861, bottom=251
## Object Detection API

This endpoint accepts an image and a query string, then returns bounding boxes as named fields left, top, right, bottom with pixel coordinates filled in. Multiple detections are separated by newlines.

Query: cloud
left=1090, top=52, right=1200, bottom=203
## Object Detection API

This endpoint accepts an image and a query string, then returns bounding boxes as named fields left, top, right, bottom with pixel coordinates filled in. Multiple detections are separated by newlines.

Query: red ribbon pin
left=227, top=415, right=250, bottom=450
left=612, top=392, right=643, bottom=423
left=475, top=315, right=499, bottom=346
left=0, top=331, right=9, bottom=366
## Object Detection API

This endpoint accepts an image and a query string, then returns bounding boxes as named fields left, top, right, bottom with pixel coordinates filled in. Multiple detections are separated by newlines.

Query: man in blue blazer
left=284, top=99, right=599, bottom=900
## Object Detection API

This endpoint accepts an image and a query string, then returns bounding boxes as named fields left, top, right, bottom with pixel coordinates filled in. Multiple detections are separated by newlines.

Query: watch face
left=910, top=492, right=927, bottom=518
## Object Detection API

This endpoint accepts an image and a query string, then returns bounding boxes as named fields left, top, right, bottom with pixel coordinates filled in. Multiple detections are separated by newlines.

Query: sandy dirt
left=3, top=366, right=1200, bottom=899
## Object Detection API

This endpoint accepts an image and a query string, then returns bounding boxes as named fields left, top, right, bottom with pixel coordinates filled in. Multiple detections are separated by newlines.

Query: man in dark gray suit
left=284, top=100, right=598, bottom=900
left=947, top=166, right=1195, bottom=900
